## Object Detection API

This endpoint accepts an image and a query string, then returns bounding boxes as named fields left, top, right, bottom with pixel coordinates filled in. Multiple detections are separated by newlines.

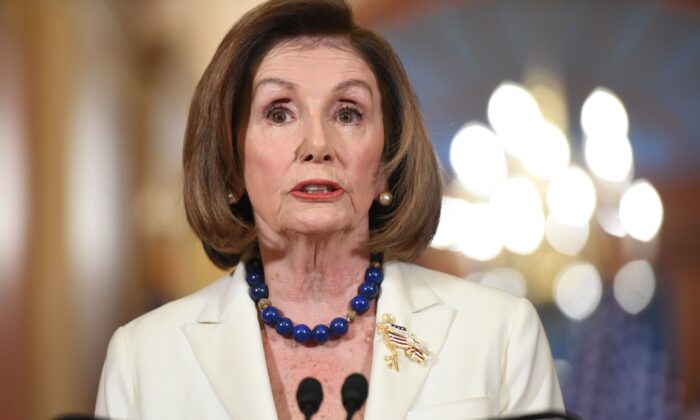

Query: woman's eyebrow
left=253, top=77, right=297, bottom=95
left=333, top=79, right=373, bottom=99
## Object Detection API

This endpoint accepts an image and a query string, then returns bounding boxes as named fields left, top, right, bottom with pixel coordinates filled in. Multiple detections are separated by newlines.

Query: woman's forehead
left=252, top=39, right=378, bottom=92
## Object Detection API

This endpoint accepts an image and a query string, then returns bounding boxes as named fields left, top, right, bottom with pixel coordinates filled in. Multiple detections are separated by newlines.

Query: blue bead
left=292, top=324, right=311, bottom=343
left=275, top=317, right=293, bottom=336
left=365, top=267, right=383, bottom=284
left=358, top=281, right=379, bottom=299
left=351, top=295, right=370, bottom=314
left=246, top=270, right=264, bottom=286
left=246, top=257, right=262, bottom=272
left=330, top=317, right=349, bottom=336
left=311, top=324, right=330, bottom=344
left=261, top=306, right=280, bottom=325
left=249, top=283, right=269, bottom=302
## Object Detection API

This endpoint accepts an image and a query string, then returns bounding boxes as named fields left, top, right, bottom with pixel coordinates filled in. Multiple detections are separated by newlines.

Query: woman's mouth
left=291, top=180, right=345, bottom=200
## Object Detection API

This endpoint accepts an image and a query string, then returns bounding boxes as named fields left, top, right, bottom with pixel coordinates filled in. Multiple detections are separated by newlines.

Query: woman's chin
left=289, top=220, right=348, bottom=236
left=283, top=212, right=356, bottom=237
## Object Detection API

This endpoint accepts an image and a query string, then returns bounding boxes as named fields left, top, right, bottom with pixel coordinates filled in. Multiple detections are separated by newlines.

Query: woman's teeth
left=302, top=185, right=333, bottom=193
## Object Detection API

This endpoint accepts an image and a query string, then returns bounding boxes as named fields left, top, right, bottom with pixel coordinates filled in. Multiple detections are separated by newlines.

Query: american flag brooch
left=376, top=313, right=431, bottom=372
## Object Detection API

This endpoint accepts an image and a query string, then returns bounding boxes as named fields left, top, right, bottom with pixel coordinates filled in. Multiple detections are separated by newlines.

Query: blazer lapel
left=181, top=264, right=278, bottom=420
left=364, top=262, right=457, bottom=420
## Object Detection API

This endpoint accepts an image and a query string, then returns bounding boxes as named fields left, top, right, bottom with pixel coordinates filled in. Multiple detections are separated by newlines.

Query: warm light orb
left=584, top=134, right=634, bottom=182
left=546, top=166, right=597, bottom=227
left=431, top=196, right=468, bottom=250
left=487, top=82, right=543, bottom=158
left=520, top=122, right=571, bottom=180
left=581, top=87, right=629, bottom=137
left=449, top=122, right=508, bottom=198
left=432, top=197, right=503, bottom=261
left=614, top=260, right=656, bottom=315
left=490, top=177, right=545, bottom=255
left=554, top=262, right=603, bottom=320
left=596, top=206, right=627, bottom=237
left=454, top=202, right=503, bottom=261
left=619, top=180, right=663, bottom=242
left=545, top=214, right=589, bottom=256
left=480, top=268, right=527, bottom=297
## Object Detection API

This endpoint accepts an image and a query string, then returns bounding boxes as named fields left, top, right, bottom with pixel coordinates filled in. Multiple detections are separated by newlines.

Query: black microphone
left=341, top=373, right=369, bottom=420
left=296, top=377, right=323, bottom=420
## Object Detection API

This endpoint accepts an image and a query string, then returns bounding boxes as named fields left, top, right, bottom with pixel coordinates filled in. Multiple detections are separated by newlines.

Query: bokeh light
left=431, top=196, right=469, bottom=250
left=454, top=202, right=503, bottom=261
left=545, top=214, right=590, bottom=256
left=490, top=177, right=545, bottom=255
left=581, top=87, right=629, bottom=137
left=480, top=268, right=527, bottom=297
left=613, top=260, right=656, bottom=315
left=554, top=262, right=603, bottom=320
left=520, top=122, right=571, bottom=180
left=432, top=197, right=503, bottom=261
left=546, top=166, right=597, bottom=227
left=449, top=122, right=508, bottom=198
left=596, top=205, right=627, bottom=237
left=584, top=134, right=634, bottom=182
left=619, top=180, right=664, bottom=242
left=487, top=82, right=543, bottom=158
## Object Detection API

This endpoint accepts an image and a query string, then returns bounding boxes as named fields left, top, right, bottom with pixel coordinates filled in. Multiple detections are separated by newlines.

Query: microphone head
left=341, top=373, right=369, bottom=414
left=296, top=377, right=323, bottom=417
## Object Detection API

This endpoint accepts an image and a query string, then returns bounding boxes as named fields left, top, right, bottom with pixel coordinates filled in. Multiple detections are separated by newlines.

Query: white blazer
left=96, top=261, right=564, bottom=419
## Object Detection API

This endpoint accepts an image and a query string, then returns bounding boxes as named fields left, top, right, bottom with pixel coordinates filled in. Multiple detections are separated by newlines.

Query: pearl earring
left=227, top=192, right=238, bottom=204
left=378, top=191, right=393, bottom=206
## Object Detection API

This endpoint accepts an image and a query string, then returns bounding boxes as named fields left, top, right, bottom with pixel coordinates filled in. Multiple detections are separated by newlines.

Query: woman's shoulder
left=119, top=273, right=234, bottom=342
left=393, top=261, right=523, bottom=310
left=391, top=261, right=536, bottom=333
left=390, top=262, right=564, bottom=413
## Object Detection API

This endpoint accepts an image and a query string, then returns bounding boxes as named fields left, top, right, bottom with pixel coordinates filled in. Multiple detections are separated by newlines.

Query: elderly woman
left=96, top=0, right=564, bottom=419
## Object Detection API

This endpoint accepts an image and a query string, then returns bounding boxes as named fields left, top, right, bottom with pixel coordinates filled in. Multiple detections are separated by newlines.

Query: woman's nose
left=302, top=152, right=331, bottom=162
left=298, top=119, right=334, bottom=163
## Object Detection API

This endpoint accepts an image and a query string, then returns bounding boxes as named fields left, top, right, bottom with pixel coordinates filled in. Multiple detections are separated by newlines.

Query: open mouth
left=291, top=179, right=344, bottom=200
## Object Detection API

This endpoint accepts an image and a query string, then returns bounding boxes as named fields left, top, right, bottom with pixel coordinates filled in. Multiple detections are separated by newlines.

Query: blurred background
left=1, top=0, right=699, bottom=419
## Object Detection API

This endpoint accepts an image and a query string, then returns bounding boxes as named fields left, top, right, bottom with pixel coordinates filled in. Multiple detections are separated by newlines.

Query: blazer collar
left=181, top=263, right=279, bottom=420
left=195, top=247, right=259, bottom=324
left=182, top=259, right=456, bottom=420
left=364, top=262, right=457, bottom=420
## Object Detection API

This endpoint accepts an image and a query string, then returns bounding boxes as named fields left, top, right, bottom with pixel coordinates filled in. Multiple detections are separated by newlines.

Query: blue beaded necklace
left=245, top=253, right=384, bottom=344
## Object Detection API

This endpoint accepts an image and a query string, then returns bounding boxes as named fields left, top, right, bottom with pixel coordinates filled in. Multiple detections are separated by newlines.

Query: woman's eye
left=336, top=106, right=363, bottom=124
left=265, top=105, right=292, bottom=124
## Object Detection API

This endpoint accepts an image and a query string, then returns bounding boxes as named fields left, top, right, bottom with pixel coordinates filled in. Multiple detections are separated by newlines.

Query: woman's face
left=242, top=39, right=386, bottom=238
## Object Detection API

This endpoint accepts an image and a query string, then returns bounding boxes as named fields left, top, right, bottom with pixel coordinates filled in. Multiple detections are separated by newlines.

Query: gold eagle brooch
left=376, top=313, right=431, bottom=371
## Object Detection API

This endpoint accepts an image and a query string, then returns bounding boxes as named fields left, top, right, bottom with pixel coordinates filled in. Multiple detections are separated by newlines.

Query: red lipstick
left=291, top=179, right=345, bottom=200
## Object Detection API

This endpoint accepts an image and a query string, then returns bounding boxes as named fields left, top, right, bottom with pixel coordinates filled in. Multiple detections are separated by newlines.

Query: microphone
left=341, top=373, right=369, bottom=420
left=296, top=377, right=323, bottom=420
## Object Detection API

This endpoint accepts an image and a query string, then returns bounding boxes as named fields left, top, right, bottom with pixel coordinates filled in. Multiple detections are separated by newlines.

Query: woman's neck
left=254, top=221, right=373, bottom=325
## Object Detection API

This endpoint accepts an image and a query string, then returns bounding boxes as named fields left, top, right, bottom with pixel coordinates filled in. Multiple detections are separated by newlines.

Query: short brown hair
left=183, top=0, right=442, bottom=269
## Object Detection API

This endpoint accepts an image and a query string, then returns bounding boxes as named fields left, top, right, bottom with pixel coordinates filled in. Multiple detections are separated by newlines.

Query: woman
left=96, top=0, right=564, bottom=419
